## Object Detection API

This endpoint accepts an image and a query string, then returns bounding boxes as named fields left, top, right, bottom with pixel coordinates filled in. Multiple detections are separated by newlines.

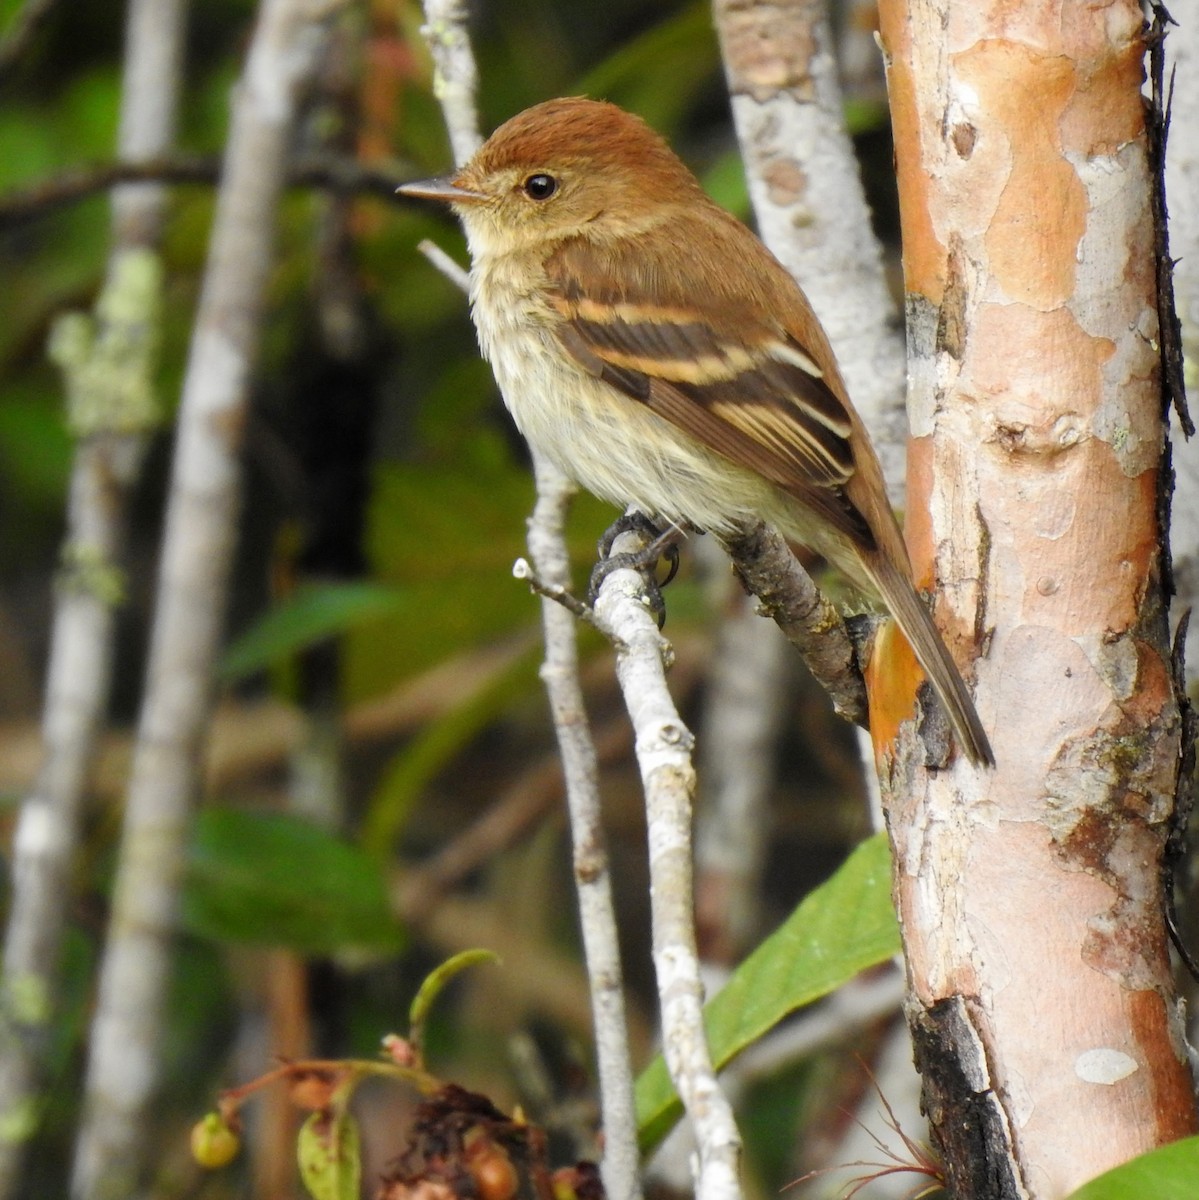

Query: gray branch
left=589, top=528, right=744, bottom=1200
left=527, top=459, right=644, bottom=1200
left=419, top=0, right=482, bottom=164
left=1165, top=0, right=1199, bottom=685
left=415, top=1, right=642, bottom=1192
left=0, top=3, right=187, bottom=1196
left=0, top=152, right=409, bottom=229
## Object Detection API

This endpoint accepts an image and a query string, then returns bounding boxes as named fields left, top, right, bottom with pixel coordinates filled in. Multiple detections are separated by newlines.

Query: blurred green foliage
left=184, top=808, right=405, bottom=954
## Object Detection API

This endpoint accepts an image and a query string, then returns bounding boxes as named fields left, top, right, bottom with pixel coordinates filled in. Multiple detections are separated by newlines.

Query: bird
left=399, top=96, right=993, bottom=766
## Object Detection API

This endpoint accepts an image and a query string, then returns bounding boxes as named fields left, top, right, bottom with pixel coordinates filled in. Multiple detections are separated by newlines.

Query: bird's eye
left=522, top=173, right=558, bottom=201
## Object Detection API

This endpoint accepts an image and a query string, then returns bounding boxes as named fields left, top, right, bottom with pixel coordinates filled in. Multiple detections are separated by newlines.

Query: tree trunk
left=875, top=2, right=1197, bottom=1195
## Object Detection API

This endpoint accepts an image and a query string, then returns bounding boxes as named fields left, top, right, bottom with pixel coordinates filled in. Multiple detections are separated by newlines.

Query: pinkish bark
left=875, top=1, right=1197, bottom=1195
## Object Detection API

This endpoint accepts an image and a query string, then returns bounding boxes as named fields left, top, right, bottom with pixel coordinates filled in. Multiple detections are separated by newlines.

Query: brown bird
left=400, top=97, right=993, bottom=766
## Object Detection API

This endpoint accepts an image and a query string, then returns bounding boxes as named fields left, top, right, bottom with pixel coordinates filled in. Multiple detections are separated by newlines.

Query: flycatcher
left=400, top=97, right=993, bottom=766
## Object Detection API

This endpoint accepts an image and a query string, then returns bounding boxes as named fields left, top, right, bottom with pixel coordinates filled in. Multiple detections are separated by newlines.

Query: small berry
left=190, top=1112, right=240, bottom=1169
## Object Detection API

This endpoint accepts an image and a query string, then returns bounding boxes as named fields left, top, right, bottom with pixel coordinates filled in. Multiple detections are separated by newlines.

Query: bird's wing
left=545, top=232, right=873, bottom=546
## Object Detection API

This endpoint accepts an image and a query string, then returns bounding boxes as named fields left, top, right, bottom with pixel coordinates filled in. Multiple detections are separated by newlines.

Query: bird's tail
left=865, top=552, right=994, bottom=767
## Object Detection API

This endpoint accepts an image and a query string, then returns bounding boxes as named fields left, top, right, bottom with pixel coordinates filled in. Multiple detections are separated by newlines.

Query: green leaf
left=1064, top=1136, right=1199, bottom=1200
left=348, top=461, right=535, bottom=699
left=409, top=949, right=501, bottom=1057
left=221, top=583, right=404, bottom=680
left=635, top=833, right=900, bottom=1152
left=183, top=809, right=404, bottom=954
left=297, top=1109, right=361, bottom=1200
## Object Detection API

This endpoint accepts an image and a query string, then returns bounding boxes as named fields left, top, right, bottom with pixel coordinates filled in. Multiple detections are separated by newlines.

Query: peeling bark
left=876, top=2, right=1197, bottom=1195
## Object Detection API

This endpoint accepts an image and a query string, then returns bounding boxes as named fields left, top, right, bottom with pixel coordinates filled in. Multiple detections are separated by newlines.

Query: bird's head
left=398, top=97, right=703, bottom=258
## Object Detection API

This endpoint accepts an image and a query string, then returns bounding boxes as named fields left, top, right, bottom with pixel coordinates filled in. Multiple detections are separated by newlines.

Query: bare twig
left=0, top=152, right=410, bottom=228
left=878, top=0, right=1194, bottom=1186
left=417, top=237, right=471, bottom=292
left=512, top=557, right=598, bottom=625
left=108, top=0, right=187, bottom=250
left=527, top=460, right=646, bottom=1200
left=413, top=2, right=642, bottom=1193
left=396, top=719, right=631, bottom=922
left=418, top=0, right=481, bottom=164
left=589, top=526, right=744, bottom=1200
left=70, top=3, right=339, bottom=1196
left=0, top=640, right=541, bottom=804
left=694, top=572, right=792, bottom=964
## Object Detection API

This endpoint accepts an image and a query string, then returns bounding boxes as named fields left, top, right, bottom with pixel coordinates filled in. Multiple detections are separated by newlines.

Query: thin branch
left=0, top=152, right=410, bottom=229
left=693, top=546, right=792, bottom=964
left=417, top=237, right=471, bottom=293
left=70, top=3, right=340, bottom=1196
left=589, top=526, right=744, bottom=1200
left=0, top=640, right=541, bottom=805
left=413, top=1, right=642, bottom=1193
left=720, top=523, right=868, bottom=726
left=512, top=557, right=598, bottom=626
left=418, top=0, right=481, bottom=165
left=527, top=459, right=646, bottom=1200
left=395, top=719, right=632, bottom=922
left=735, top=969, right=905, bottom=1086
left=108, top=0, right=187, bottom=250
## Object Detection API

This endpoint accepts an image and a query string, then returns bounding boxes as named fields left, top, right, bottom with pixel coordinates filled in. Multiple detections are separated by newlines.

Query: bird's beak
left=396, top=176, right=487, bottom=205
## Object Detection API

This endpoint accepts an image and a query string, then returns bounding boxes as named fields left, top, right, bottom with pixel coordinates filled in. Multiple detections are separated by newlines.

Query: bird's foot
left=588, top=514, right=684, bottom=628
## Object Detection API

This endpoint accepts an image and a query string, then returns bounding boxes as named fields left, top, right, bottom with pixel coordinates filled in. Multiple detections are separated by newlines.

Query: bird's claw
left=588, top=514, right=684, bottom=628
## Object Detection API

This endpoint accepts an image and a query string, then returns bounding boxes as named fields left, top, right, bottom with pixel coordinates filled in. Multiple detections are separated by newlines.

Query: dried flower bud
left=466, top=1136, right=519, bottom=1200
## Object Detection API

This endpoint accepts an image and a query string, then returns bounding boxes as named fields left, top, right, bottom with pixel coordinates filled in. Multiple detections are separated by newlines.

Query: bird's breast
left=468, top=261, right=791, bottom=540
